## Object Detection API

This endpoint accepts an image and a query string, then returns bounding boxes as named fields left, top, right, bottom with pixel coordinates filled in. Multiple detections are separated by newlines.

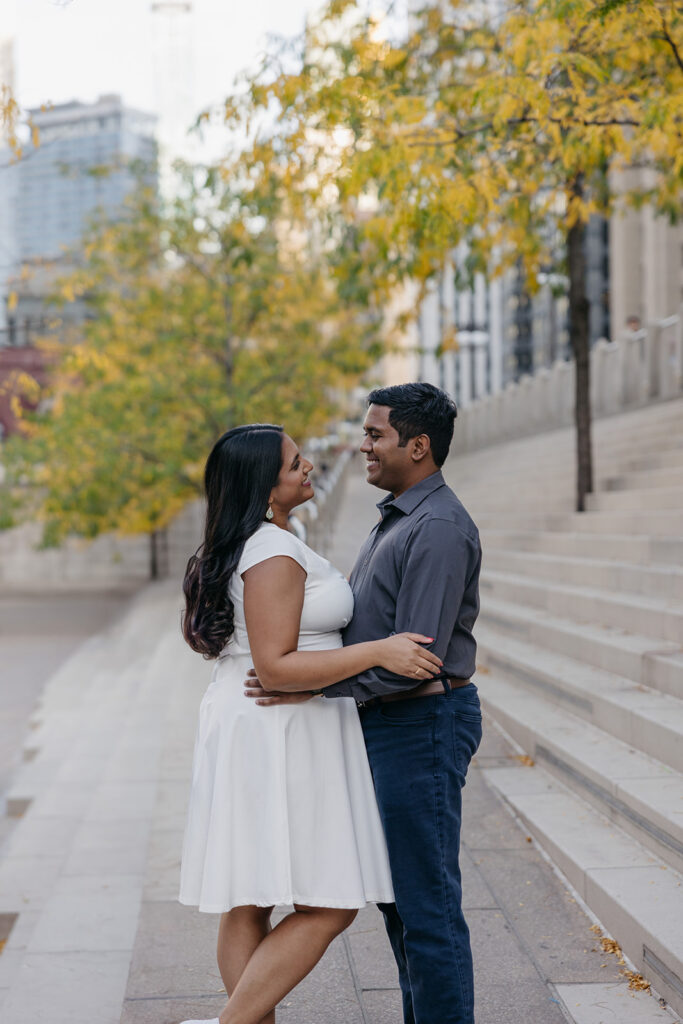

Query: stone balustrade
left=452, top=308, right=683, bottom=454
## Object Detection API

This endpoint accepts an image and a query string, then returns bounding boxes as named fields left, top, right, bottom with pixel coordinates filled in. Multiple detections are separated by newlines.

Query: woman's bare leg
left=218, top=904, right=358, bottom=1024
left=217, top=906, right=274, bottom=1024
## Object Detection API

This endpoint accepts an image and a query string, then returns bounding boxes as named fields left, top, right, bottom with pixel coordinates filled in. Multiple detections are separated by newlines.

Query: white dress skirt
left=178, top=523, right=395, bottom=913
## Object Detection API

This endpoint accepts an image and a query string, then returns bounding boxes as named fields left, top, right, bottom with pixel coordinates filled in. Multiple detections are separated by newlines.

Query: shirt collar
left=377, top=470, right=446, bottom=517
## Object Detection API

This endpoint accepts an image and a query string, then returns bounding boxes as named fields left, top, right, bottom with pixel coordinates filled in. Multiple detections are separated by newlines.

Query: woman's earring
left=265, top=503, right=274, bottom=521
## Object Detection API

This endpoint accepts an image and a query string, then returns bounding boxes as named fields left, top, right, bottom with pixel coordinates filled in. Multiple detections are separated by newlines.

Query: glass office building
left=18, top=94, right=157, bottom=262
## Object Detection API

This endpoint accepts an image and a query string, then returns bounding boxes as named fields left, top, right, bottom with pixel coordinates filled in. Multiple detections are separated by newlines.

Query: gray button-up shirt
left=324, top=470, right=481, bottom=702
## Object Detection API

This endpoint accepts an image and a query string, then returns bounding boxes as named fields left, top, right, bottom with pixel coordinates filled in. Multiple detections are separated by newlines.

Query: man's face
left=360, top=404, right=414, bottom=495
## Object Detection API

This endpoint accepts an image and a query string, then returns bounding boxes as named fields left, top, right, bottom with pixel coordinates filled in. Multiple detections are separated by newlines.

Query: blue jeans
left=360, top=684, right=482, bottom=1024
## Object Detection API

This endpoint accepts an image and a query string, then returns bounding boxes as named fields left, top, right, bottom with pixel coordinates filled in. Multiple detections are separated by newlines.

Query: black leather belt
left=357, top=676, right=471, bottom=709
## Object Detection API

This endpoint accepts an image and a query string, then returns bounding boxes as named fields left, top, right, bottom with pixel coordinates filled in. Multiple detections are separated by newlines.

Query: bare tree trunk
left=567, top=176, right=593, bottom=512
left=149, top=528, right=169, bottom=580
left=150, top=530, right=159, bottom=580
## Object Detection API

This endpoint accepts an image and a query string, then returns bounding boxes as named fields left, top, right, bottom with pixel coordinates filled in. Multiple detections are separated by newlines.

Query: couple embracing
left=178, top=382, right=483, bottom=1024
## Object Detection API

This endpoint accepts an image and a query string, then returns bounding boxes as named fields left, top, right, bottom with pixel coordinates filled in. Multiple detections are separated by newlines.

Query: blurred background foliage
left=1, top=0, right=681, bottom=538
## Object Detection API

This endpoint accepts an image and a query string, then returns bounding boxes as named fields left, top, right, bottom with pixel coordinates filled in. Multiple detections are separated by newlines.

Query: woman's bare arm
left=242, top=556, right=441, bottom=692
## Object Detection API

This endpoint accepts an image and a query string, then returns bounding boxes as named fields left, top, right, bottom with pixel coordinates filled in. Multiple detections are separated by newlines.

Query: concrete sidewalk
left=0, top=457, right=677, bottom=1024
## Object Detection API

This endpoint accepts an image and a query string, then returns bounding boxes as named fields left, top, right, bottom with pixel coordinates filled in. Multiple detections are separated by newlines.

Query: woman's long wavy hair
left=182, top=424, right=284, bottom=659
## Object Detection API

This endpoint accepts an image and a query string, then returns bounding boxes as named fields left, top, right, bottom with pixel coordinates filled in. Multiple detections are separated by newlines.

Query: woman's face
left=270, top=434, right=314, bottom=513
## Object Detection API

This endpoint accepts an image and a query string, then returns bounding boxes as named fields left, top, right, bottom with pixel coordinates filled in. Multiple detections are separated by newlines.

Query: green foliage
left=7, top=0, right=682, bottom=535
left=226, top=0, right=682, bottom=289
left=215, top=0, right=682, bottom=511
left=6, top=164, right=382, bottom=543
left=0, top=486, right=17, bottom=531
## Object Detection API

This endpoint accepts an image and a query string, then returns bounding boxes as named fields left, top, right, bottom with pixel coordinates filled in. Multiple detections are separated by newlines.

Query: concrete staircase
left=0, top=582, right=209, bottom=1023
left=445, top=396, right=683, bottom=1014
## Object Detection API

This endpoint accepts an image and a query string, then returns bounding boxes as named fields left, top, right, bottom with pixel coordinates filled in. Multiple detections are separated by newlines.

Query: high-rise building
left=0, top=95, right=157, bottom=434
left=17, top=93, right=157, bottom=264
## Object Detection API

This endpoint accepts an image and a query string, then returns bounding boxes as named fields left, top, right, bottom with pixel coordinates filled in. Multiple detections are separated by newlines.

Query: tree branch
left=120, top=441, right=202, bottom=494
left=399, top=112, right=642, bottom=149
left=657, top=12, right=683, bottom=75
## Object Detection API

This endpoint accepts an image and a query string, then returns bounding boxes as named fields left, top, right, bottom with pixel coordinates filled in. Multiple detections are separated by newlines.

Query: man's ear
left=411, top=434, right=431, bottom=462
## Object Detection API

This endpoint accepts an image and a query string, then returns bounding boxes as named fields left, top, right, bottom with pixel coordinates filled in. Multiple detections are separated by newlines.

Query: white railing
left=452, top=310, right=683, bottom=454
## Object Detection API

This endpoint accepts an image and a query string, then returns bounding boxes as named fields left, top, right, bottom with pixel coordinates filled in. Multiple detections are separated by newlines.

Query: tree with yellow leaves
left=1, top=85, right=39, bottom=158
left=4, top=163, right=382, bottom=571
left=227, top=0, right=683, bottom=509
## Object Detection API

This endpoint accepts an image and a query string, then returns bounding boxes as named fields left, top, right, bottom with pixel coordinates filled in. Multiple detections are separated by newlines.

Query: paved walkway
left=0, top=457, right=676, bottom=1024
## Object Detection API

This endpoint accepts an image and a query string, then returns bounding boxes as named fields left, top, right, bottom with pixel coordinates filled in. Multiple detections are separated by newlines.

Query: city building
left=415, top=252, right=504, bottom=407
left=412, top=210, right=610, bottom=405
left=404, top=244, right=507, bottom=407
left=17, top=93, right=157, bottom=264
left=1, top=93, right=156, bottom=342
left=609, top=165, right=683, bottom=341
left=0, top=94, right=157, bottom=435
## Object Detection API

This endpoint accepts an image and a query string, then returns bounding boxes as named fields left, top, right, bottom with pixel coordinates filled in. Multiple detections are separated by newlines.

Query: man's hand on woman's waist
left=243, top=667, right=316, bottom=706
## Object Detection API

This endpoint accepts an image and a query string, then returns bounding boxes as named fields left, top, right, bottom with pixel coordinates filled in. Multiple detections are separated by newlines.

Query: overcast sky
left=8, top=0, right=317, bottom=115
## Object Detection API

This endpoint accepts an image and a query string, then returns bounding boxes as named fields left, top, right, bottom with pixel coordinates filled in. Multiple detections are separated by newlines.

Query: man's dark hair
left=367, top=382, right=457, bottom=467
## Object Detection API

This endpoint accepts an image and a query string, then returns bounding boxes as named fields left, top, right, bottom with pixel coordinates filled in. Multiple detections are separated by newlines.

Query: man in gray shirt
left=249, top=382, right=482, bottom=1024
left=325, top=407, right=480, bottom=704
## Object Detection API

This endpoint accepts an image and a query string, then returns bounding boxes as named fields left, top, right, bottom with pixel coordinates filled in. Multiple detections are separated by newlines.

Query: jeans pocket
left=451, top=708, right=482, bottom=778
left=451, top=685, right=482, bottom=722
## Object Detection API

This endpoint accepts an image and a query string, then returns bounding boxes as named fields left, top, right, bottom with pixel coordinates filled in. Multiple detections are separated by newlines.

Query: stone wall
left=0, top=500, right=205, bottom=594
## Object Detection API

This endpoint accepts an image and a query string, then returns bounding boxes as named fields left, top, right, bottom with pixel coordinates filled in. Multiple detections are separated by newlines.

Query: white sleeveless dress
left=178, top=523, right=395, bottom=912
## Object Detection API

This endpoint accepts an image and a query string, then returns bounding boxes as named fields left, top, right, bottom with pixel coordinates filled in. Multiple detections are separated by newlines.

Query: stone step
left=465, top=448, right=682, bottom=494
left=2, top=588, right=176, bottom=811
left=481, top=570, right=683, bottom=644
left=480, top=528, right=683, bottom=565
left=3, top=660, right=153, bottom=812
left=481, top=756, right=683, bottom=1015
left=453, top=423, right=683, bottom=501
left=457, top=457, right=676, bottom=497
left=594, top=408, right=683, bottom=440
left=483, top=548, right=683, bottom=600
left=0, top=587, right=200, bottom=1024
left=561, top=509, right=683, bottom=536
left=479, top=673, right=683, bottom=874
left=474, top=509, right=683, bottom=537
left=585, top=485, right=683, bottom=512
left=623, top=449, right=683, bottom=472
left=594, top=431, right=683, bottom=460
left=463, top=430, right=678, bottom=461
left=596, top=398, right=683, bottom=429
left=603, top=465, right=683, bottom=493
left=476, top=513, right=565, bottom=531
left=476, top=626, right=683, bottom=772
left=478, top=597, right=683, bottom=697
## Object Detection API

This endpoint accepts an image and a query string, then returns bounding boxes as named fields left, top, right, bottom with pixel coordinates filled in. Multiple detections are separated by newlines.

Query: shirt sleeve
left=328, top=517, right=480, bottom=696
left=238, top=527, right=307, bottom=576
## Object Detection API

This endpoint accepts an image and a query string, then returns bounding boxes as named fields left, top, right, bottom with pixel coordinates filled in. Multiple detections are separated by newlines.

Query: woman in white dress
left=178, top=423, right=442, bottom=1024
